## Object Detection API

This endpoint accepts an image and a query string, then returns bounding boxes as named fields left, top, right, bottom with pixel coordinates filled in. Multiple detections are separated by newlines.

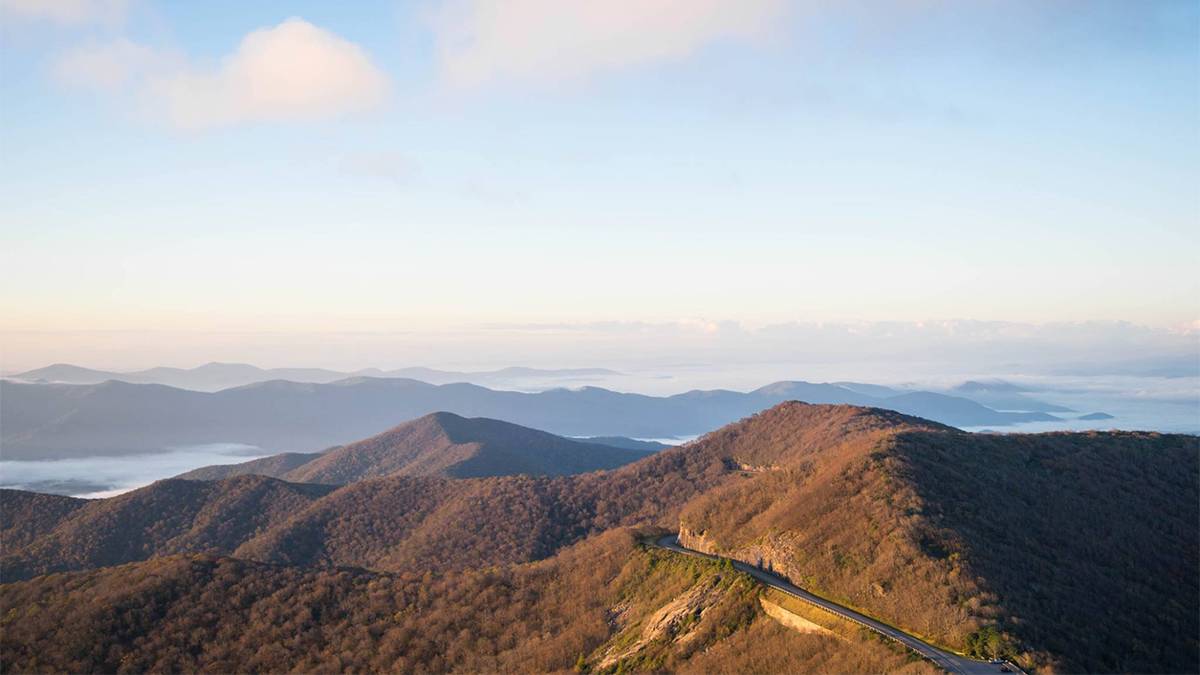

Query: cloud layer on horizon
left=4, top=320, right=1195, bottom=380
left=0, top=0, right=126, bottom=25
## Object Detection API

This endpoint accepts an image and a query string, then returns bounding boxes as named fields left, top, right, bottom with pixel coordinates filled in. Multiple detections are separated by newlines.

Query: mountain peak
left=282, top=413, right=650, bottom=484
left=418, top=410, right=468, bottom=425
left=193, top=362, right=260, bottom=371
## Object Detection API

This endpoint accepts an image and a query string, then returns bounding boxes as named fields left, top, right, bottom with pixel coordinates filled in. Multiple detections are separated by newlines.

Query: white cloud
left=432, top=0, right=788, bottom=87
left=150, top=18, right=389, bottom=129
left=51, top=17, right=389, bottom=130
left=0, top=0, right=126, bottom=24
left=52, top=38, right=157, bottom=90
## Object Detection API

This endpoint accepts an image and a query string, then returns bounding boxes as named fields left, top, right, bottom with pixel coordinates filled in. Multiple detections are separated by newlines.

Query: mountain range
left=0, top=377, right=1059, bottom=459
left=8, top=362, right=622, bottom=392
left=1, top=402, right=1194, bottom=673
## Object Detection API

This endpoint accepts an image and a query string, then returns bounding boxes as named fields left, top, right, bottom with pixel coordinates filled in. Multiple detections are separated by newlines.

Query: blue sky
left=0, top=0, right=1197, bottom=369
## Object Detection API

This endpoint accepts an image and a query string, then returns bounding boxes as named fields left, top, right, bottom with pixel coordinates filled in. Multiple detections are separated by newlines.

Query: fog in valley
left=0, top=443, right=268, bottom=498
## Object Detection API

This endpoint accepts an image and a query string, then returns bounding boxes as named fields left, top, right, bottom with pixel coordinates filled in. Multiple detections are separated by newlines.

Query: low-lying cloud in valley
left=0, top=443, right=267, bottom=497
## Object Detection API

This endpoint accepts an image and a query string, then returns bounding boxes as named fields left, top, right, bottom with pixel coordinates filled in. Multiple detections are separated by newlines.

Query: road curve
left=652, top=534, right=1018, bottom=675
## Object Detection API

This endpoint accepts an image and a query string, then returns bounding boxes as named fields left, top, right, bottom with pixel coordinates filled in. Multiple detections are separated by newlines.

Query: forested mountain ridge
left=0, top=404, right=946, bottom=580
left=178, top=413, right=653, bottom=483
left=174, top=450, right=329, bottom=481
left=176, top=422, right=672, bottom=480
left=676, top=418, right=1199, bottom=672
left=0, top=529, right=935, bottom=674
left=281, top=412, right=652, bottom=482
left=0, top=476, right=336, bottom=580
left=0, top=490, right=89, bottom=550
left=1, top=402, right=1195, bottom=672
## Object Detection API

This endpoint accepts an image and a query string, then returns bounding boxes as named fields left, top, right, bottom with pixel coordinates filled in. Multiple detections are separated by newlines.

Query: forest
left=0, top=530, right=930, bottom=673
left=2, top=402, right=1197, bottom=673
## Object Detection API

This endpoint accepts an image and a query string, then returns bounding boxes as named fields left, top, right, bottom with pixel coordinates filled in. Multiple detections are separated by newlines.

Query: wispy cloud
left=52, top=38, right=159, bottom=90
left=0, top=0, right=127, bottom=25
left=432, top=0, right=788, bottom=88
left=52, top=17, right=390, bottom=130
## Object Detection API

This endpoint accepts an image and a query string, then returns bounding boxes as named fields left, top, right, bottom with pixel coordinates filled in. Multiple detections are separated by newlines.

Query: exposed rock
left=596, top=576, right=727, bottom=668
left=678, top=526, right=720, bottom=555
left=723, top=457, right=783, bottom=473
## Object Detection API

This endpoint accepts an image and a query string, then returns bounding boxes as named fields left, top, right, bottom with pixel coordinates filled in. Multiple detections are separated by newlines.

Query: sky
left=0, top=0, right=1197, bottom=372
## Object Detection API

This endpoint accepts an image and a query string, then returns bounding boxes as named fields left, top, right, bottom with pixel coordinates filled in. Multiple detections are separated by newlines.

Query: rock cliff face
left=678, top=525, right=797, bottom=582
left=677, top=526, right=719, bottom=555
left=736, top=539, right=796, bottom=579
left=597, top=577, right=730, bottom=669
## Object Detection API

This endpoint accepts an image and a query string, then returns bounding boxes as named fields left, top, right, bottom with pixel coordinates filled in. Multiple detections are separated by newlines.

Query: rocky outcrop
left=597, top=576, right=728, bottom=669
left=679, top=524, right=795, bottom=581
left=723, top=457, right=783, bottom=473
left=677, top=525, right=720, bottom=555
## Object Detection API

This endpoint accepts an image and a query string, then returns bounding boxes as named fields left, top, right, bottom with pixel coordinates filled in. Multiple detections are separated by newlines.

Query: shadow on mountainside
left=891, top=430, right=1199, bottom=673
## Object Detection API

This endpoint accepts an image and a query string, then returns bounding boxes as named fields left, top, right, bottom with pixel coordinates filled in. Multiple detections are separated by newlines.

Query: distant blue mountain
left=1, top=377, right=1060, bottom=460
left=949, top=380, right=1074, bottom=413
left=10, top=362, right=624, bottom=392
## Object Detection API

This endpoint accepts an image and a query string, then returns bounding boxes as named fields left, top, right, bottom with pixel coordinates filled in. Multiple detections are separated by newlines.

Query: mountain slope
left=0, top=476, right=336, bottom=579
left=221, top=405, right=945, bottom=575
left=0, top=490, right=89, bottom=550
left=676, top=410, right=1199, bottom=672
left=2, top=377, right=1055, bottom=459
left=2, top=402, right=1192, bottom=672
left=283, top=412, right=653, bottom=483
left=174, top=450, right=328, bottom=481
left=0, top=529, right=929, bottom=674
left=175, top=422, right=667, bottom=480
left=230, top=475, right=573, bottom=572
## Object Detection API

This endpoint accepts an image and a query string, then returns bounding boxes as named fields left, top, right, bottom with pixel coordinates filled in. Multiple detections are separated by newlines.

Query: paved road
left=652, top=535, right=1018, bottom=675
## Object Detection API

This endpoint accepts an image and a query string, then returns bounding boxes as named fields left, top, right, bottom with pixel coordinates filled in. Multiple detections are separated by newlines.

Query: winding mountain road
left=652, top=535, right=1018, bottom=675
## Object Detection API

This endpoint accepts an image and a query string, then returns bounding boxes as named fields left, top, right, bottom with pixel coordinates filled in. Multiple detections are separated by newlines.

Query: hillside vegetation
left=177, top=413, right=652, bottom=483
left=1, top=431, right=726, bottom=581
left=284, top=412, right=651, bottom=482
left=0, top=530, right=928, bottom=673
left=0, top=490, right=88, bottom=549
left=1, top=401, right=1195, bottom=673
left=1, top=477, right=335, bottom=580
left=678, top=407, right=1199, bottom=672
left=175, top=451, right=327, bottom=481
